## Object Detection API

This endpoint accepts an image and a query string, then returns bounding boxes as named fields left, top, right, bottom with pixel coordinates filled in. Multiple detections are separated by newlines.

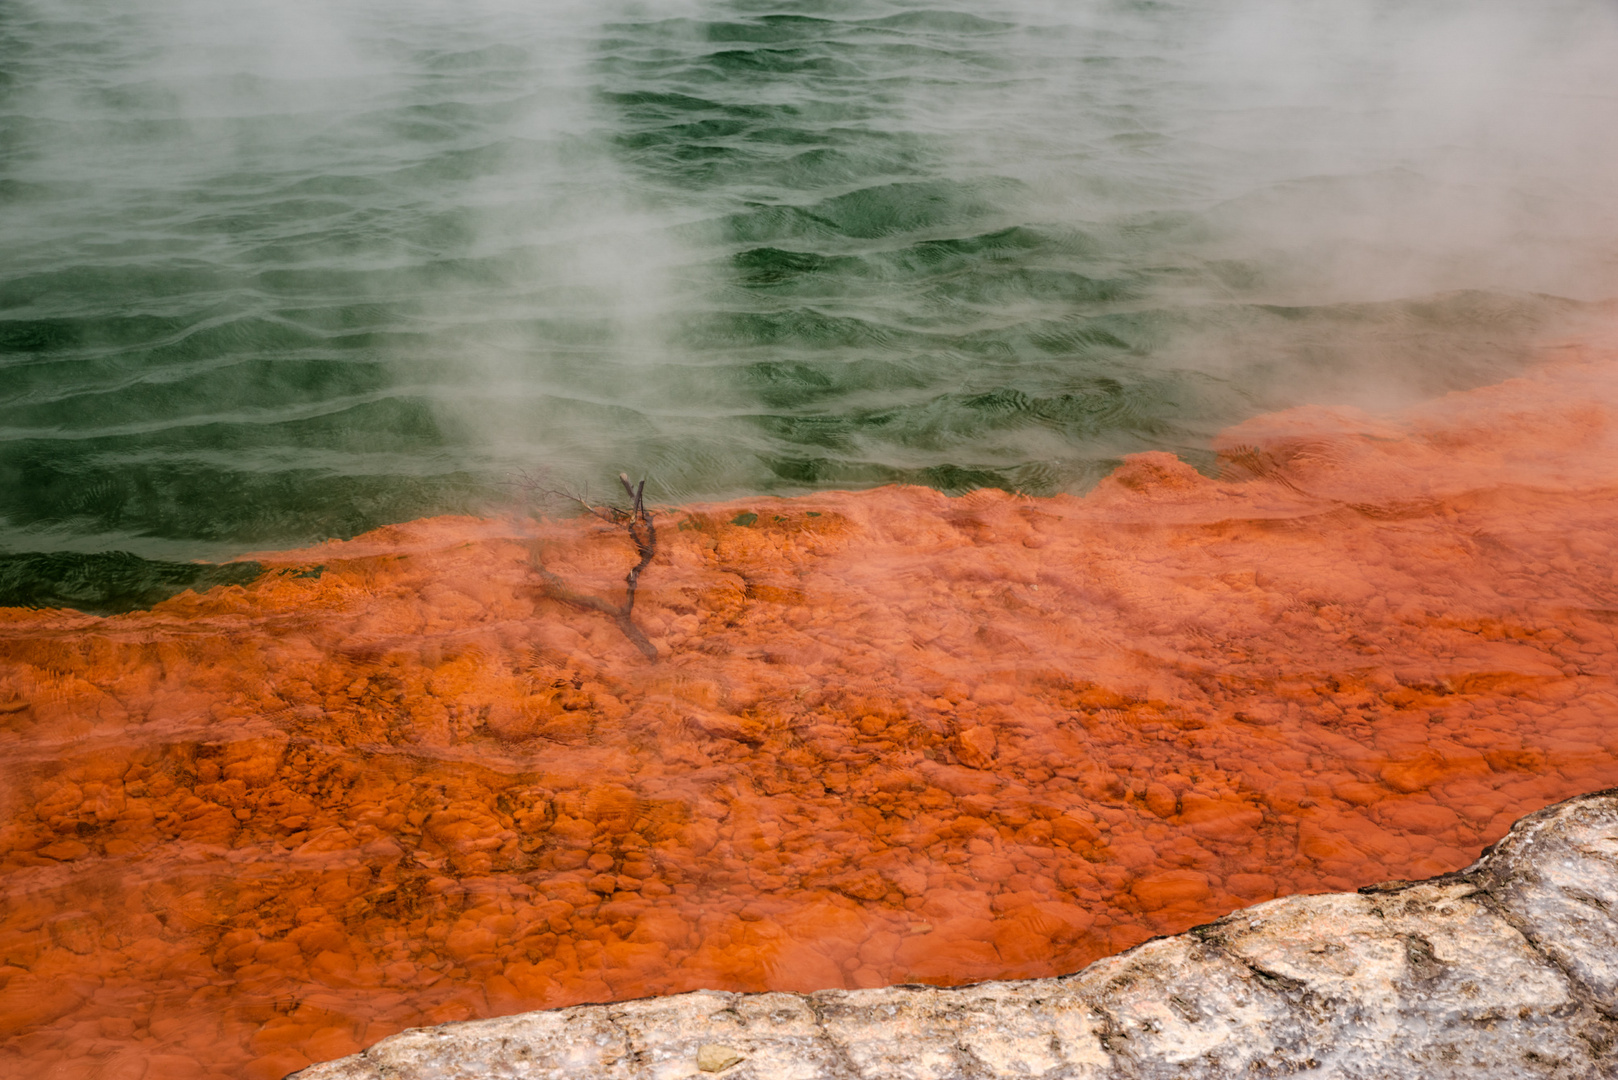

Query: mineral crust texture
left=6, top=346, right=1618, bottom=1076
left=296, top=788, right=1618, bottom=1080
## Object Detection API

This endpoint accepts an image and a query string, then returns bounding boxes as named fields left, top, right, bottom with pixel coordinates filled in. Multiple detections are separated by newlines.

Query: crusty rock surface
left=294, top=790, right=1618, bottom=1080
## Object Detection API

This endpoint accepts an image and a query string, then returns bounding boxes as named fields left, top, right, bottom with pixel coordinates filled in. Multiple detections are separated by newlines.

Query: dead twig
left=521, top=472, right=658, bottom=661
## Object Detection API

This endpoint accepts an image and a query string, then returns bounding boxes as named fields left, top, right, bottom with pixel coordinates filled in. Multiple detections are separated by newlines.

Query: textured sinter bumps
left=297, top=789, right=1618, bottom=1079
left=2, top=347, right=1618, bottom=1077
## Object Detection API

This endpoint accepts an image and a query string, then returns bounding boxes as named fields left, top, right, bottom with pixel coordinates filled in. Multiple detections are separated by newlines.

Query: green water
left=3, top=0, right=1616, bottom=572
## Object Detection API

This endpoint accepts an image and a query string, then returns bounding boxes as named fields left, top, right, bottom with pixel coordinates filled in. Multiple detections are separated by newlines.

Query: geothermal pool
left=4, top=0, right=1618, bottom=1077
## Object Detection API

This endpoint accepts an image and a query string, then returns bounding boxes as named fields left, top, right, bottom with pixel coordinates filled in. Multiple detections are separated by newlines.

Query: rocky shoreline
left=296, top=788, right=1618, bottom=1079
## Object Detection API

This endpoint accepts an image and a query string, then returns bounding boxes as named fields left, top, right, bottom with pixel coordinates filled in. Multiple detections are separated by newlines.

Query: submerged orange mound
left=5, top=346, right=1618, bottom=1079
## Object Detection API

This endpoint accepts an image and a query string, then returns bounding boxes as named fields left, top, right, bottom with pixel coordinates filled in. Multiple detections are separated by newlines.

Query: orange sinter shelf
left=4, top=346, right=1618, bottom=1079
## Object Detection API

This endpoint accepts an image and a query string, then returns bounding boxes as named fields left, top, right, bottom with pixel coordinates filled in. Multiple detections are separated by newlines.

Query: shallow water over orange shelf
left=4, top=347, right=1618, bottom=1079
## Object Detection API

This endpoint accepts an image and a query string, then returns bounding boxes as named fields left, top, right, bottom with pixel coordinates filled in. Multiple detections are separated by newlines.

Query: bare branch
left=518, top=471, right=659, bottom=661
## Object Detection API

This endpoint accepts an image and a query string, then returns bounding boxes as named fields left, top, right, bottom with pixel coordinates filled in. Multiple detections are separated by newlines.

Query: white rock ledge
left=294, top=789, right=1618, bottom=1080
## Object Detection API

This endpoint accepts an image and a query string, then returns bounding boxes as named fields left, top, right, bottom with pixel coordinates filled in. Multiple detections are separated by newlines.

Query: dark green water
left=3, top=0, right=1616, bottom=570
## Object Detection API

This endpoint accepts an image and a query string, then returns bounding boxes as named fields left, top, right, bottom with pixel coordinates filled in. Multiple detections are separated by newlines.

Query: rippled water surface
left=3, top=0, right=1617, bottom=561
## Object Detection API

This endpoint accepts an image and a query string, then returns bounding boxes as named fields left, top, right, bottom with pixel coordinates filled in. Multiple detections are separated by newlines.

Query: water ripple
left=1, top=0, right=1615, bottom=555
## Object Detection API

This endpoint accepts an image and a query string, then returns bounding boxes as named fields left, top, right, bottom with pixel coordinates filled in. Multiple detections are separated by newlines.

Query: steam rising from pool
left=2, top=0, right=1616, bottom=558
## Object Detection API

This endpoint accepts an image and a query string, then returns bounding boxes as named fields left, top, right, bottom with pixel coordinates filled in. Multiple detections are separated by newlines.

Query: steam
left=894, top=0, right=1618, bottom=415
left=4, top=0, right=1618, bottom=556
left=950, top=0, right=1618, bottom=302
left=1190, top=0, right=1618, bottom=302
left=3, top=0, right=693, bottom=521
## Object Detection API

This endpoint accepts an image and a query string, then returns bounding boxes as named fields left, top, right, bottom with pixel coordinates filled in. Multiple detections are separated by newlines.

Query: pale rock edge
left=293, top=789, right=1618, bottom=1080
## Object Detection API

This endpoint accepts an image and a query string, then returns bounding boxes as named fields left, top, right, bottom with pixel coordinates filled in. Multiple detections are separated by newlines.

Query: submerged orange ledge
left=4, top=345, right=1618, bottom=1079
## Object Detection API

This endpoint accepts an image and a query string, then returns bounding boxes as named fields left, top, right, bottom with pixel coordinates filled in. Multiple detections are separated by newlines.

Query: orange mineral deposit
left=4, top=344, right=1618, bottom=1077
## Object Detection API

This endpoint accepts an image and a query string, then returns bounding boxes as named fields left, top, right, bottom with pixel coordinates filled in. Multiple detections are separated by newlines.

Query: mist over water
left=3, top=0, right=1616, bottom=560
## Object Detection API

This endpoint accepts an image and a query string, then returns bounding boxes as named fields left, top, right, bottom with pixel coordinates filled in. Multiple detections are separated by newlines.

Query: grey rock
left=1472, top=791, right=1618, bottom=1016
left=293, top=789, right=1618, bottom=1080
